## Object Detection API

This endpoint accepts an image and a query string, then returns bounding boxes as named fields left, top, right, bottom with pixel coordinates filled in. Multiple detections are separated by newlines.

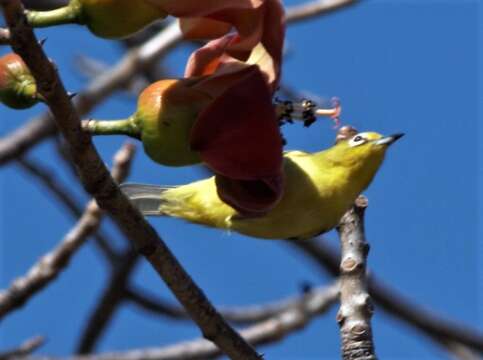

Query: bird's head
left=325, top=131, right=404, bottom=176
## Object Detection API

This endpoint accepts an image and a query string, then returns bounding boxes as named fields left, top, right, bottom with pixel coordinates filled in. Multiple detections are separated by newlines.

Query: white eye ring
left=348, top=134, right=367, bottom=147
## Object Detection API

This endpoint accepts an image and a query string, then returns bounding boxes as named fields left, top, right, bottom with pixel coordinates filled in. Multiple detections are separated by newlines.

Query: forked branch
left=0, top=2, right=260, bottom=358
left=336, top=196, right=376, bottom=359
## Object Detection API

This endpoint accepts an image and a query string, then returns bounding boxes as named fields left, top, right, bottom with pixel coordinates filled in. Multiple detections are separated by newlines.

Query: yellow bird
left=121, top=131, right=403, bottom=240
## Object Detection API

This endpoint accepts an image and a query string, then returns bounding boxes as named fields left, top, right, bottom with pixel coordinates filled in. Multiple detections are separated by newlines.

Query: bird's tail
left=120, top=183, right=175, bottom=216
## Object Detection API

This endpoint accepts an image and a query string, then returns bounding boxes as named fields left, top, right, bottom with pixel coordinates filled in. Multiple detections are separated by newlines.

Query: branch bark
left=291, top=240, right=483, bottom=355
left=285, top=0, right=360, bottom=23
left=0, top=336, right=44, bottom=359
left=336, top=196, right=376, bottom=359
left=0, top=27, right=9, bottom=44
left=30, top=283, right=339, bottom=360
left=0, top=143, right=135, bottom=320
left=0, top=3, right=260, bottom=359
left=125, top=283, right=336, bottom=326
left=16, top=156, right=119, bottom=263
left=76, top=250, right=139, bottom=354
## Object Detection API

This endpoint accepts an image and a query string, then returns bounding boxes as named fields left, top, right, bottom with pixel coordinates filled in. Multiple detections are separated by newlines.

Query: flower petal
left=215, top=174, right=284, bottom=215
left=184, top=34, right=235, bottom=78
left=152, top=0, right=284, bottom=79
left=185, top=36, right=278, bottom=95
left=179, top=17, right=231, bottom=40
left=190, top=65, right=283, bottom=180
left=146, top=0, right=263, bottom=17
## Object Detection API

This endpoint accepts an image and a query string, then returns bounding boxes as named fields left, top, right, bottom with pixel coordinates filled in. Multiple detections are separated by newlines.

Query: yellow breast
left=229, top=151, right=361, bottom=239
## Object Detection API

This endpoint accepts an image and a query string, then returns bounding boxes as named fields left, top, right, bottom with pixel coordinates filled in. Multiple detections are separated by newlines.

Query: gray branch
left=16, top=156, right=119, bottom=263
left=291, top=240, right=483, bottom=355
left=0, top=336, right=45, bottom=359
left=76, top=250, right=139, bottom=354
left=336, top=196, right=376, bottom=359
left=1, top=2, right=260, bottom=358
left=125, top=283, right=335, bottom=326
left=27, top=283, right=339, bottom=360
left=285, top=0, right=360, bottom=23
left=0, top=27, right=10, bottom=43
left=0, top=143, right=135, bottom=320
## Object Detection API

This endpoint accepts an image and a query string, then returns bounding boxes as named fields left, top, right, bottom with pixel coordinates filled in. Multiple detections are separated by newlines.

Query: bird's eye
left=348, top=134, right=368, bottom=147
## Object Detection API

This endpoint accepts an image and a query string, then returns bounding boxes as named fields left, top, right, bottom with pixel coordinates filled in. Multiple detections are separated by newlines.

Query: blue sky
left=1, top=0, right=481, bottom=359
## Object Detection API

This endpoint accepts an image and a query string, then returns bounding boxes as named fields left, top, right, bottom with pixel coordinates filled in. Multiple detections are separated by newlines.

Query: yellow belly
left=161, top=151, right=370, bottom=240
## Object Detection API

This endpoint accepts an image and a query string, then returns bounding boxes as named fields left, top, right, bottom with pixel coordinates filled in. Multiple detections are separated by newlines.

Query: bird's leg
left=275, top=97, right=341, bottom=128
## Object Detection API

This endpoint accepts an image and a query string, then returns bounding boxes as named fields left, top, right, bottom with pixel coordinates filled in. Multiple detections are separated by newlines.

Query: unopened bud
left=0, top=53, right=40, bottom=109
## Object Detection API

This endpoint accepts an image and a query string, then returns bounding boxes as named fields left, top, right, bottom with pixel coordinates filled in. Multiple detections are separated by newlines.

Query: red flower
left=175, top=0, right=286, bottom=215
left=136, top=0, right=286, bottom=214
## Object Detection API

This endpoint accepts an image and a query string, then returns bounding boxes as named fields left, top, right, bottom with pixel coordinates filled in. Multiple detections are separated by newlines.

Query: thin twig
left=336, top=196, right=376, bottom=359
left=0, top=115, right=57, bottom=166
left=125, top=283, right=336, bottom=326
left=285, top=0, right=360, bottom=23
left=80, top=247, right=347, bottom=352
left=16, top=156, right=119, bottom=263
left=291, top=240, right=483, bottom=355
left=0, top=143, right=135, bottom=320
left=1, top=3, right=260, bottom=359
left=0, top=27, right=10, bottom=44
left=0, top=335, right=45, bottom=359
left=31, top=283, right=339, bottom=360
left=76, top=250, right=139, bottom=354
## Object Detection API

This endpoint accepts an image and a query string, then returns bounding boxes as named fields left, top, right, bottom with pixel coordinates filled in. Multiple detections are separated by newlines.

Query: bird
left=121, top=131, right=403, bottom=240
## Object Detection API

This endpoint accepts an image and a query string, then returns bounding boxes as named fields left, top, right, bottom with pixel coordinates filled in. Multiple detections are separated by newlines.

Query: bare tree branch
left=291, top=240, right=483, bottom=355
left=123, top=286, right=187, bottom=320
left=76, top=250, right=139, bottom=354
left=1, top=3, right=260, bottom=358
left=126, top=283, right=336, bottom=326
left=79, top=246, right=346, bottom=352
left=0, top=27, right=9, bottom=44
left=0, top=116, right=58, bottom=166
left=0, top=143, right=135, bottom=320
left=30, top=283, right=339, bottom=360
left=336, top=196, right=376, bottom=359
left=16, top=156, right=119, bottom=263
left=285, top=0, right=360, bottom=23
left=441, top=342, right=482, bottom=360
left=0, top=336, right=45, bottom=359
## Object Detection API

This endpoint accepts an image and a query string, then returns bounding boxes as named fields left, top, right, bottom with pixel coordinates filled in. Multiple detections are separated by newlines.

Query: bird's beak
left=374, top=133, right=404, bottom=146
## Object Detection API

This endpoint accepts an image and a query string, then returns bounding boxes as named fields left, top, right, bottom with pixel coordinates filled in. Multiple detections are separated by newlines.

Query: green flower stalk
left=83, top=117, right=140, bottom=139
left=26, top=0, right=167, bottom=39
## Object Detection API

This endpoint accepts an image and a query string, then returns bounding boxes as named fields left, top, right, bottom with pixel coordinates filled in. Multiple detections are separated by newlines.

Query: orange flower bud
left=0, top=53, right=40, bottom=109
left=133, top=78, right=212, bottom=166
